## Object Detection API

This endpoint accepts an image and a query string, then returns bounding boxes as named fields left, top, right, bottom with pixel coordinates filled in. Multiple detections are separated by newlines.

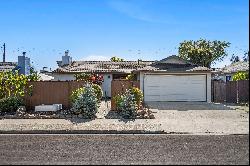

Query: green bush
left=70, top=87, right=85, bottom=104
left=232, top=71, right=249, bottom=81
left=0, top=96, right=24, bottom=114
left=91, top=84, right=103, bottom=101
left=114, top=89, right=138, bottom=119
left=0, top=70, right=39, bottom=99
left=126, top=74, right=137, bottom=81
left=130, top=87, right=143, bottom=107
left=71, top=85, right=99, bottom=118
left=70, top=83, right=103, bottom=104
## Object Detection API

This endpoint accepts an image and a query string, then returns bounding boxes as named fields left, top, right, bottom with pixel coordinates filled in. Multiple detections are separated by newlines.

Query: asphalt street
left=0, top=134, right=249, bottom=165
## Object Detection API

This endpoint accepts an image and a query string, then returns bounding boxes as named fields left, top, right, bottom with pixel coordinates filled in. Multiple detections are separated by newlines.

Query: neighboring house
left=133, top=55, right=212, bottom=102
left=212, top=61, right=249, bottom=82
left=0, top=62, right=17, bottom=72
left=38, top=73, right=54, bottom=81
left=50, top=56, right=154, bottom=97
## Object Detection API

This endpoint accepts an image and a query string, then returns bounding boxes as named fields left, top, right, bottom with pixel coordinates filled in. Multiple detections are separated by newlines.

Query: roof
left=53, top=61, right=155, bottom=73
left=221, top=61, right=249, bottom=73
left=53, top=55, right=211, bottom=74
left=135, top=55, right=211, bottom=72
left=0, top=62, right=17, bottom=72
left=155, top=55, right=194, bottom=65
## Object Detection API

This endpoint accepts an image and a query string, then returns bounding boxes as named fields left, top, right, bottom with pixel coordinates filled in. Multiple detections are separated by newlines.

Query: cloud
left=81, top=55, right=111, bottom=61
left=107, top=0, right=173, bottom=24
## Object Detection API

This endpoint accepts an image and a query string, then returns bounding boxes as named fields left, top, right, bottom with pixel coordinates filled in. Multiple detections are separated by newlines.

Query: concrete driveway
left=146, top=102, right=249, bottom=134
left=145, top=101, right=248, bottom=111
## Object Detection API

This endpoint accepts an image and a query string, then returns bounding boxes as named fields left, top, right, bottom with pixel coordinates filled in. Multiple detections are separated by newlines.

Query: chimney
left=61, top=50, right=72, bottom=66
left=65, top=50, right=69, bottom=56
left=22, top=52, right=26, bottom=56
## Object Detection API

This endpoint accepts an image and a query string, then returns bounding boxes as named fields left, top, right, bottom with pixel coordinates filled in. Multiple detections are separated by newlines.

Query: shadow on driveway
left=65, top=118, right=94, bottom=124
left=145, top=102, right=236, bottom=111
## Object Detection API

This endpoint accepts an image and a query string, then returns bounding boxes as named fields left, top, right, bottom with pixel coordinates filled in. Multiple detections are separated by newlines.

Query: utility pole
left=3, top=43, right=5, bottom=62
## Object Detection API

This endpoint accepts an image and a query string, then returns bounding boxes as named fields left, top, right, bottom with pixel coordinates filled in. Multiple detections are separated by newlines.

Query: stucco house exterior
left=133, top=55, right=212, bottom=102
left=48, top=60, right=154, bottom=98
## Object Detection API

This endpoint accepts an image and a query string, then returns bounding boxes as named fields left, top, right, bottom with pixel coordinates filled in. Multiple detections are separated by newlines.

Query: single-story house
left=0, top=62, right=17, bottom=72
left=212, top=61, right=249, bottom=82
left=133, top=55, right=212, bottom=102
left=49, top=60, right=155, bottom=97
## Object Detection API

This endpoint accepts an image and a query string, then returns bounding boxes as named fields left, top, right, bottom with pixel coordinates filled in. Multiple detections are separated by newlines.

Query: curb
left=0, top=130, right=167, bottom=134
left=1, top=130, right=248, bottom=135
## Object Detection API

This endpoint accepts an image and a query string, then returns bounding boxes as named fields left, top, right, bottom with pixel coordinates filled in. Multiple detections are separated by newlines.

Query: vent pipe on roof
left=138, top=59, right=142, bottom=65
left=65, top=50, right=69, bottom=56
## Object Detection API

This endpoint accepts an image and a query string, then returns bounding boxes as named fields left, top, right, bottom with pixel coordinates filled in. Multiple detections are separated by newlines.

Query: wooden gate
left=212, top=80, right=249, bottom=103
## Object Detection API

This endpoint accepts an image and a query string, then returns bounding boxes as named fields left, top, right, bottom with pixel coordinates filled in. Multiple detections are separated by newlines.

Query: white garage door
left=144, top=75, right=206, bottom=102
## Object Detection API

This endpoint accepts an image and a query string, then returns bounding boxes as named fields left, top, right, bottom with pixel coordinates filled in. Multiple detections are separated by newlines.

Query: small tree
left=0, top=70, right=39, bottom=99
left=71, top=84, right=99, bottom=118
left=243, top=51, right=249, bottom=62
left=232, top=71, right=249, bottom=81
left=230, top=54, right=240, bottom=63
left=110, top=56, right=124, bottom=62
left=178, top=39, right=230, bottom=68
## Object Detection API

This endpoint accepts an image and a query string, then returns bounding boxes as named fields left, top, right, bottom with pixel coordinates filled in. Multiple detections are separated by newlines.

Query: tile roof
left=221, top=61, right=249, bottom=73
left=53, top=56, right=211, bottom=73
left=137, top=65, right=211, bottom=72
left=136, top=55, right=211, bottom=72
left=53, top=61, right=155, bottom=73
left=0, top=62, right=17, bottom=72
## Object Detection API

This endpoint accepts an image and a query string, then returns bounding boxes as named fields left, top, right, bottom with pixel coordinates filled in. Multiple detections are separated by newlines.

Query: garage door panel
left=144, top=75, right=206, bottom=102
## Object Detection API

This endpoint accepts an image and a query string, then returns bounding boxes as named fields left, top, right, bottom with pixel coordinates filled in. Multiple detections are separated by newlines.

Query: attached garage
left=135, top=55, right=212, bottom=102
left=144, top=74, right=207, bottom=102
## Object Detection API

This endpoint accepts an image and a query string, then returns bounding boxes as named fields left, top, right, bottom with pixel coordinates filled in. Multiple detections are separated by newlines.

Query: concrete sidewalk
left=0, top=116, right=248, bottom=134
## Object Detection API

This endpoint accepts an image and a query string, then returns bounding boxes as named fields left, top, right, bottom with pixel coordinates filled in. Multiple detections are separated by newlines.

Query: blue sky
left=0, top=0, right=249, bottom=70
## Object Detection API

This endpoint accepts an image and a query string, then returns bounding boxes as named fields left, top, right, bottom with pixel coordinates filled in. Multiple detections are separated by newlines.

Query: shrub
left=114, top=89, right=138, bottom=119
left=74, top=73, right=104, bottom=85
left=126, top=74, right=137, bottom=81
left=91, top=84, right=103, bottom=101
left=232, top=71, right=249, bottom=81
left=0, top=70, right=39, bottom=99
left=0, top=96, right=24, bottom=114
left=70, top=83, right=103, bottom=104
left=70, top=87, right=85, bottom=104
left=130, top=87, right=143, bottom=107
left=71, top=84, right=99, bottom=118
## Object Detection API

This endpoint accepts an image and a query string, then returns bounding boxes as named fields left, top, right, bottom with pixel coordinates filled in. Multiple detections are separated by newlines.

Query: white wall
left=101, top=74, right=112, bottom=98
left=51, top=73, right=75, bottom=81
left=140, top=72, right=212, bottom=102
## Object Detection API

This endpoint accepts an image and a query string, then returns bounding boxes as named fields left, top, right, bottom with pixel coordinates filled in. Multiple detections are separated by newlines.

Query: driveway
left=146, top=102, right=249, bottom=134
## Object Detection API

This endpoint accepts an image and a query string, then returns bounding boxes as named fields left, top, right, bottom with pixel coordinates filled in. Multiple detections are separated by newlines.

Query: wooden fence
left=212, top=80, right=249, bottom=103
left=111, top=80, right=140, bottom=110
left=25, top=81, right=86, bottom=110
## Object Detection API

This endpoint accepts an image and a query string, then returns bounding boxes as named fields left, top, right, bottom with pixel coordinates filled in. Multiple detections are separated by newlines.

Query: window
left=226, top=75, right=231, bottom=82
